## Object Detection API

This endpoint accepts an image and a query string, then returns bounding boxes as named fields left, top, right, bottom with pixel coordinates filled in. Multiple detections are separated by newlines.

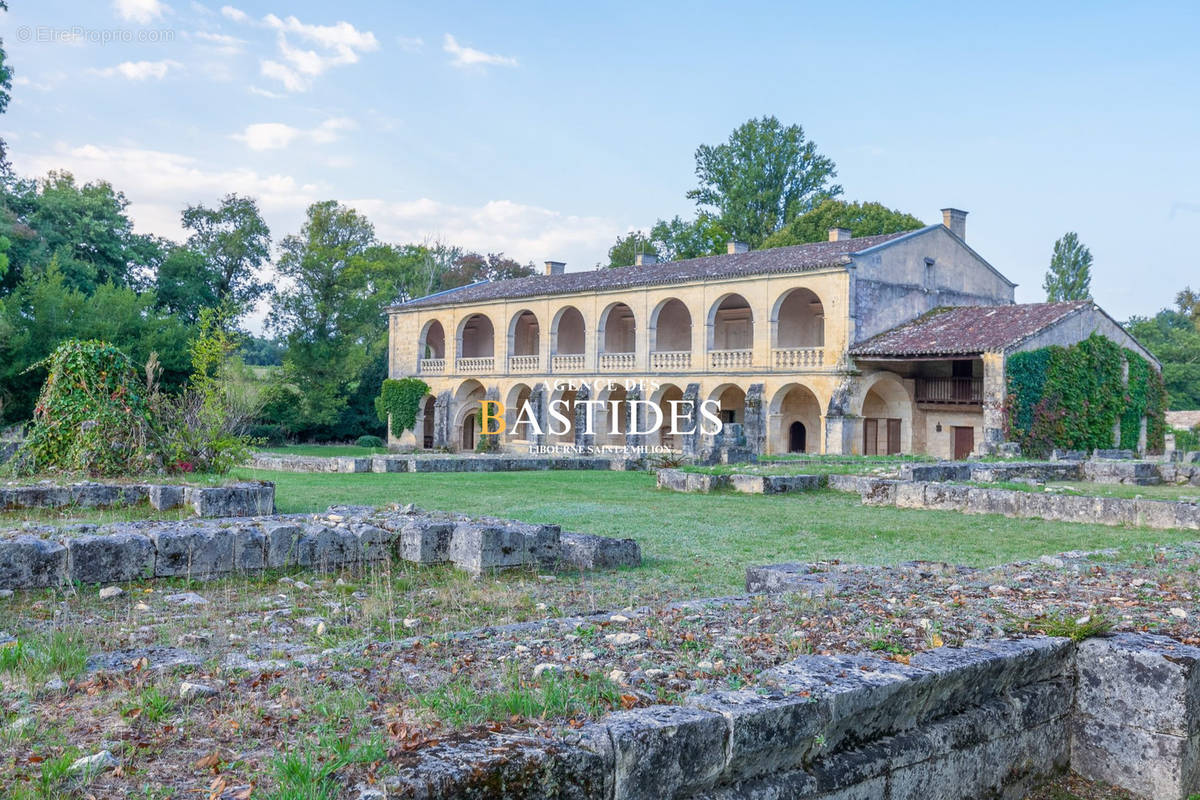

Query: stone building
left=386, top=209, right=1154, bottom=458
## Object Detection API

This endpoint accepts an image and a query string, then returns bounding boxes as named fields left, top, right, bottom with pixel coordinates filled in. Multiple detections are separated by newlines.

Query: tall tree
left=1127, top=309, right=1200, bottom=410
left=762, top=199, right=924, bottom=248
left=687, top=116, right=842, bottom=247
left=604, top=231, right=658, bottom=268
left=441, top=251, right=534, bottom=286
left=268, top=200, right=407, bottom=428
left=1043, top=231, right=1093, bottom=302
left=649, top=213, right=730, bottom=261
left=1175, top=287, right=1200, bottom=327
left=0, top=0, right=11, bottom=175
left=174, top=194, right=271, bottom=317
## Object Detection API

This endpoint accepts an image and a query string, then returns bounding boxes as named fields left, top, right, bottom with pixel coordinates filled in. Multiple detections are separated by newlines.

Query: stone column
left=574, top=384, right=595, bottom=450
left=743, top=383, right=766, bottom=456
left=681, top=382, right=702, bottom=457
left=531, top=383, right=549, bottom=448
left=981, top=351, right=1006, bottom=453
left=625, top=385, right=645, bottom=451
left=823, top=376, right=858, bottom=455
left=433, top=390, right=452, bottom=449
left=479, top=385, right=501, bottom=452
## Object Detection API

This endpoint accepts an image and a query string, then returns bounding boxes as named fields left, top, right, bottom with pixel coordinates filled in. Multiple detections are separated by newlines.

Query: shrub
left=12, top=340, right=160, bottom=476
left=355, top=435, right=384, bottom=449
left=375, top=378, right=429, bottom=438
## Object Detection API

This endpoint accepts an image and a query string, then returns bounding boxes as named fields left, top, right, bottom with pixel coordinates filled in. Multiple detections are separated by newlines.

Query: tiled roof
left=849, top=302, right=1093, bottom=358
left=392, top=230, right=918, bottom=310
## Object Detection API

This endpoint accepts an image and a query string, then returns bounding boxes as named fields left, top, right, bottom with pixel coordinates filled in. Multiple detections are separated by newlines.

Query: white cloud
left=222, top=9, right=379, bottom=92
left=114, top=0, right=169, bottom=24
left=351, top=197, right=615, bottom=269
left=220, top=5, right=248, bottom=23
left=396, top=36, right=424, bottom=52
left=90, top=60, right=182, bottom=81
left=248, top=85, right=286, bottom=99
left=194, top=31, right=245, bottom=52
left=12, top=143, right=320, bottom=241
left=233, top=117, right=357, bottom=151
left=442, top=34, right=517, bottom=69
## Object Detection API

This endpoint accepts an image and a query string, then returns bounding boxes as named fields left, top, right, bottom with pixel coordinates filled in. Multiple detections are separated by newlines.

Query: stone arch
left=649, top=383, right=686, bottom=449
left=505, top=383, right=535, bottom=442
left=453, top=379, right=487, bottom=451
left=769, top=383, right=823, bottom=454
left=707, top=293, right=754, bottom=351
left=598, top=302, right=636, bottom=354
left=595, top=383, right=630, bottom=447
left=707, top=383, right=747, bottom=426
left=418, top=319, right=446, bottom=360
left=508, top=310, right=540, bottom=357
left=649, top=298, right=693, bottom=353
left=551, top=306, right=586, bottom=355
left=771, top=288, right=825, bottom=348
left=854, top=372, right=912, bottom=455
left=456, top=313, right=495, bottom=359
left=417, top=394, right=436, bottom=449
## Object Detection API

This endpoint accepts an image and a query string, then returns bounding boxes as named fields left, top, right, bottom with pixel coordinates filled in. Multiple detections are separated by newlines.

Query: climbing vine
left=1005, top=334, right=1167, bottom=456
left=375, top=378, right=429, bottom=438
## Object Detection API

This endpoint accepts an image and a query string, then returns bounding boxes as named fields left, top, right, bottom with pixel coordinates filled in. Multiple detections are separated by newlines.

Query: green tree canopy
left=1127, top=309, right=1200, bottom=410
left=1043, top=231, right=1093, bottom=302
left=688, top=116, right=842, bottom=247
left=762, top=199, right=924, bottom=248
left=604, top=231, right=658, bottom=268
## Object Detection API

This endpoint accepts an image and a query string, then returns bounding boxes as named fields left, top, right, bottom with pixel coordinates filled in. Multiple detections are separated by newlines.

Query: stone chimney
left=634, top=253, right=657, bottom=266
left=726, top=240, right=749, bottom=255
left=544, top=260, right=566, bottom=276
left=941, top=208, right=967, bottom=241
left=828, top=227, right=852, bottom=242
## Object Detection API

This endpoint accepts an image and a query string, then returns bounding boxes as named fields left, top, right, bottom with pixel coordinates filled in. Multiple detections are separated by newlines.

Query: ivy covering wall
left=1005, top=334, right=1166, bottom=456
left=375, top=378, right=430, bottom=438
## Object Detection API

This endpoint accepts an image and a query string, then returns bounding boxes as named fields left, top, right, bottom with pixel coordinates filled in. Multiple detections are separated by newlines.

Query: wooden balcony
left=915, top=377, right=982, bottom=405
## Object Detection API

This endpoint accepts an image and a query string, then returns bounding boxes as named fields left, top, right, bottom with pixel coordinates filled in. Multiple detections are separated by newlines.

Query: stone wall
left=380, top=630, right=1200, bottom=799
left=845, top=478, right=1200, bottom=531
left=0, top=440, right=17, bottom=466
left=902, top=458, right=1200, bottom=487
left=0, top=505, right=641, bottom=589
left=248, top=453, right=636, bottom=474
left=656, top=469, right=824, bottom=495
left=0, top=481, right=274, bottom=517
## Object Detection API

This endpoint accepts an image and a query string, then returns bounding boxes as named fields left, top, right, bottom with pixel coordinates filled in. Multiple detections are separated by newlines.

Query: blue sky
left=3, top=0, right=1198, bottom=326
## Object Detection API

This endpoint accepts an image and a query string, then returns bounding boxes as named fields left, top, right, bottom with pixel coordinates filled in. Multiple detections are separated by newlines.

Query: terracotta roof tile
left=849, top=302, right=1093, bottom=358
left=393, top=230, right=916, bottom=310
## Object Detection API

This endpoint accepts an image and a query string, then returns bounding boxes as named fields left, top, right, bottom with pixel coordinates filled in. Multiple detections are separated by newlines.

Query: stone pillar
left=433, top=390, right=452, bottom=449
left=574, top=384, right=594, bottom=451
left=531, top=383, right=549, bottom=448
left=478, top=386, right=501, bottom=452
left=625, top=385, right=645, bottom=451
left=743, top=384, right=766, bottom=456
left=981, top=351, right=1007, bottom=453
left=824, top=376, right=858, bottom=455
left=681, top=383, right=702, bottom=458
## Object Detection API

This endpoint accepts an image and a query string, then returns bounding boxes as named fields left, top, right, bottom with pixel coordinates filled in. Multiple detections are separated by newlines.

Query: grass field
left=233, top=468, right=1199, bottom=596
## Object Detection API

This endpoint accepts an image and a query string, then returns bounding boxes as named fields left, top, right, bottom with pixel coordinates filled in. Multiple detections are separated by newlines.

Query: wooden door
left=863, top=418, right=879, bottom=455
left=952, top=426, right=974, bottom=460
left=886, top=419, right=901, bottom=455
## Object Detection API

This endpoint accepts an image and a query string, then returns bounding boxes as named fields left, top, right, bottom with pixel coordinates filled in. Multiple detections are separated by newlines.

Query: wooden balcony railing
left=419, top=358, right=445, bottom=374
left=772, top=347, right=824, bottom=369
left=915, top=377, right=982, bottom=405
left=455, top=357, right=494, bottom=374
left=650, top=351, right=691, bottom=371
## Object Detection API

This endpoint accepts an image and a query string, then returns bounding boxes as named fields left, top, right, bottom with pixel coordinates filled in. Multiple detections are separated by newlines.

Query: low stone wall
left=249, top=452, right=637, bottom=474
left=844, top=477, right=1200, bottom=530
left=902, top=458, right=1200, bottom=487
left=0, top=481, right=274, bottom=517
left=656, top=469, right=824, bottom=495
left=381, top=630, right=1200, bottom=799
left=0, top=505, right=641, bottom=589
left=0, top=440, right=17, bottom=466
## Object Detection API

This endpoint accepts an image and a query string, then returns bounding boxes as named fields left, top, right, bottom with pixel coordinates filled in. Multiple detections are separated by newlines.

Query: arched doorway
left=453, top=379, right=486, bottom=452
left=461, top=413, right=477, bottom=450
left=650, top=384, right=685, bottom=449
left=420, top=395, right=435, bottom=449
left=789, top=421, right=806, bottom=453
left=857, top=374, right=912, bottom=456
left=506, top=383, right=534, bottom=442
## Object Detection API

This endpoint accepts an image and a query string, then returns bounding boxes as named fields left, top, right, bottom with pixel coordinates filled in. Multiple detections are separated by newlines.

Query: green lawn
left=261, top=444, right=389, bottom=457
left=232, top=468, right=1200, bottom=596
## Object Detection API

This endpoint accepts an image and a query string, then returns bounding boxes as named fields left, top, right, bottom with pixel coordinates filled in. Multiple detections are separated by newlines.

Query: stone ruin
left=0, top=480, right=274, bottom=517
left=0, top=505, right=641, bottom=589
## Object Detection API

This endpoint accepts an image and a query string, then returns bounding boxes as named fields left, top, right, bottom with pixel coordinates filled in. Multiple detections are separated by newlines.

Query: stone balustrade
left=709, top=349, right=752, bottom=369
left=418, top=357, right=445, bottom=374
left=650, top=351, right=691, bottom=371
left=551, top=353, right=585, bottom=371
left=508, top=354, right=539, bottom=372
left=772, top=346, right=824, bottom=369
left=598, top=352, right=636, bottom=370
left=454, top=356, right=494, bottom=374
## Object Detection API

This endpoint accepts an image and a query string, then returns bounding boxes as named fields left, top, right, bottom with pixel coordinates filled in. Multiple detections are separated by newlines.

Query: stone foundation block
left=764, top=475, right=823, bottom=493
left=398, top=520, right=454, bottom=564
left=232, top=525, right=267, bottom=571
left=685, top=472, right=728, bottom=493
left=1073, top=633, right=1200, bottom=799
left=860, top=479, right=897, bottom=506
left=894, top=482, right=928, bottom=509
left=335, top=457, right=370, bottom=473
left=449, top=524, right=532, bottom=575
left=295, top=525, right=360, bottom=570
left=559, top=531, right=641, bottom=570
left=1175, top=504, right=1200, bottom=531
left=688, top=689, right=828, bottom=782
left=580, top=705, right=728, bottom=800
left=184, top=484, right=275, bottom=517
left=67, top=533, right=154, bottom=584
left=151, top=527, right=236, bottom=578
left=729, top=474, right=766, bottom=494
left=263, top=523, right=301, bottom=568
left=744, top=563, right=834, bottom=596
left=656, top=469, right=688, bottom=492
left=352, top=524, right=395, bottom=562
left=924, top=483, right=968, bottom=511
left=1136, top=499, right=1180, bottom=529
left=370, top=456, right=410, bottom=473
left=0, top=535, right=67, bottom=588
left=148, top=485, right=185, bottom=511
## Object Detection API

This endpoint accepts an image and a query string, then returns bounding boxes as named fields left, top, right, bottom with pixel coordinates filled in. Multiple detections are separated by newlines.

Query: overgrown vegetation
left=1005, top=334, right=1166, bottom=457
left=374, top=377, right=429, bottom=438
